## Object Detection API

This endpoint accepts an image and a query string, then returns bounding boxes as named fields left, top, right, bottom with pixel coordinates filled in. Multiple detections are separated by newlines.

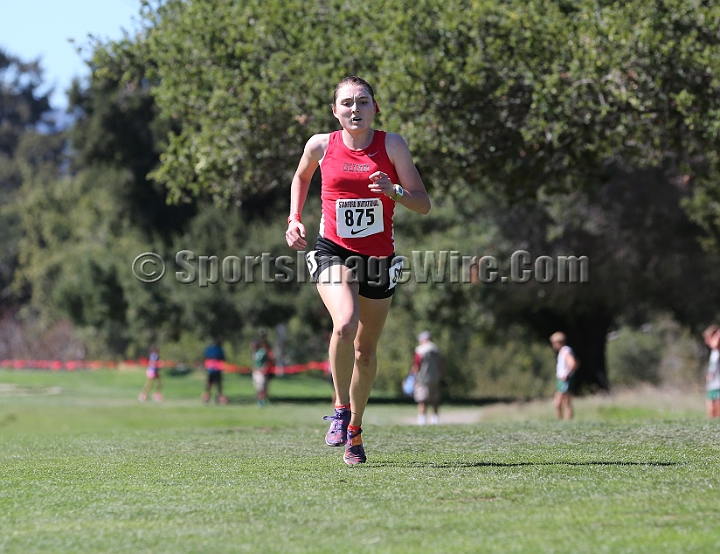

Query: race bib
left=336, top=198, right=384, bottom=238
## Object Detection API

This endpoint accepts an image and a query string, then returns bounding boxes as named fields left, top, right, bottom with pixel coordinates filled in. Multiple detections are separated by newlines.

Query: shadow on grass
left=372, top=460, right=678, bottom=468
left=220, top=396, right=516, bottom=406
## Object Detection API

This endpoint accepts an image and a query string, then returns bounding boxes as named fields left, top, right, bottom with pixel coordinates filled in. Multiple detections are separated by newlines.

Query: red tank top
left=319, top=130, right=398, bottom=256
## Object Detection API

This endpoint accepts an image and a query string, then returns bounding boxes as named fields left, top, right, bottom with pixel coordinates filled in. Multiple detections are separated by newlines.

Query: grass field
left=1, top=368, right=719, bottom=553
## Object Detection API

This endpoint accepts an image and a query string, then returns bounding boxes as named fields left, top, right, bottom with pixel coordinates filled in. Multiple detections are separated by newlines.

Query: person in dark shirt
left=202, top=339, right=227, bottom=404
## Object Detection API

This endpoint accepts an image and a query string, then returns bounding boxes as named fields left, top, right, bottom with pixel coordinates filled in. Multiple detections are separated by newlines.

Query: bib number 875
left=345, top=208, right=375, bottom=227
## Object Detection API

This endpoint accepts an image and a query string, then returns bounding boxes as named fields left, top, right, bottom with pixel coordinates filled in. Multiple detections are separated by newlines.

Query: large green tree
left=478, top=166, right=720, bottom=390
left=14, top=47, right=192, bottom=355
left=127, top=0, right=720, bottom=205
left=0, top=50, right=56, bottom=301
left=14, top=41, right=319, bottom=358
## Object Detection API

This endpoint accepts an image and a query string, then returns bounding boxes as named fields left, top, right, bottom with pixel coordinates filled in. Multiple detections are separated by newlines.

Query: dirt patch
left=400, top=408, right=484, bottom=425
left=0, top=383, right=62, bottom=396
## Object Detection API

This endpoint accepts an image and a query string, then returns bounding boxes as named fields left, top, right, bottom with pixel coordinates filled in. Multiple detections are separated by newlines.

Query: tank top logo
left=343, top=163, right=370, bottom=173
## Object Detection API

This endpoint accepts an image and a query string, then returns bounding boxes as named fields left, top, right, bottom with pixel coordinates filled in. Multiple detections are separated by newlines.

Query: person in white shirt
left=702, top=325, right=720, bottom=418
left=550, top=332, right=578, bottom=420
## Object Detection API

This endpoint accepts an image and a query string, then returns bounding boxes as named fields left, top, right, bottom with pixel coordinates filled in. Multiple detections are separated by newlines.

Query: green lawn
left=1, top=369, right=719, bottom=553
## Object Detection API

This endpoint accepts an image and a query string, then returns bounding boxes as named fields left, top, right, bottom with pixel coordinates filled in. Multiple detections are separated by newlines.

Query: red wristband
left=287, top=214, right=302, bottom=224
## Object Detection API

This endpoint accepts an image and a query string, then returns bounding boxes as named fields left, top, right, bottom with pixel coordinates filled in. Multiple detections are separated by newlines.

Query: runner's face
left=333, top=84, right=374, bottom=130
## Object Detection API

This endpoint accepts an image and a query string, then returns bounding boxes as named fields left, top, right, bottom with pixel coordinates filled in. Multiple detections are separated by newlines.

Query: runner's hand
left=368, top=171, right=394, bottom=198
left=286, top=221, right=307, bottom=250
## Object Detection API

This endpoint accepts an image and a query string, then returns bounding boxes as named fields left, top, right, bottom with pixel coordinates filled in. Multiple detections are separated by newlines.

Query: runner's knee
left=334, top=319, right=358, bottom=342
left=354, top=344, right=377, bottom=368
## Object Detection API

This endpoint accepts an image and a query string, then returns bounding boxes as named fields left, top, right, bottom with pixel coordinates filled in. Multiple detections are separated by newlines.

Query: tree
left=122, top=0, right=720, bottom=207
left=13, top=45, right=192, bottom=355
left=0, top=49, right=55, bottom=301
left=480, top=165, right=720, bottom=391
left=382, top=163, right=720, bottom=393
left=14, top=40, right=322, bottom=357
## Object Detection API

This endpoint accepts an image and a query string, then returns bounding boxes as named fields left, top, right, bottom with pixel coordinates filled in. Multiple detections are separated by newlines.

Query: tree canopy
left=0, top=49, right=56, bottom=301
left=124, top=0, right=720, bottom=213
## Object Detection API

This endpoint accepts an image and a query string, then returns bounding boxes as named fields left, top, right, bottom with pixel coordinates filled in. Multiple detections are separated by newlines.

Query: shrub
left=607, top=327, right=663, bottom=386
left=466, top=338, right=556, bottom=399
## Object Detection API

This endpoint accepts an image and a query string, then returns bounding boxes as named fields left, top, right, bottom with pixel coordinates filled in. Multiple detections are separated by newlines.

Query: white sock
left=418, top=414, right=426, bottom=425
left=430, top=414, right=439, bottom=425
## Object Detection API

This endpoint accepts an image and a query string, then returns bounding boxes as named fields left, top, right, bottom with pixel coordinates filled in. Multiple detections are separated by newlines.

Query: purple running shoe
left=343, top=427, right=366, bottom=466
left=323, top=407, right=351, bottom=446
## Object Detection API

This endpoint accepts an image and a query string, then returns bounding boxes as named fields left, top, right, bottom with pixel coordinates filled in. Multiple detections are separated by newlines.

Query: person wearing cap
left=549, top=331, right=578, bottom=420
left=411, top=331, right=444, bottom=425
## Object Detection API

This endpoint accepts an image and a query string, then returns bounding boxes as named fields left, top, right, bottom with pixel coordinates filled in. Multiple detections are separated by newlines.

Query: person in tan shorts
left=411, top=331, right=444, bottom=425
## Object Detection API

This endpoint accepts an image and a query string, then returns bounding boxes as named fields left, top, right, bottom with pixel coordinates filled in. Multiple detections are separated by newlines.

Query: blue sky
left=0, top=0, right=141, bottom=109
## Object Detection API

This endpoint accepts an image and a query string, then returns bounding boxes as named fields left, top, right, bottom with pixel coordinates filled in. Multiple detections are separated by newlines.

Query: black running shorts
left=306, top=236, right=403, bottom=299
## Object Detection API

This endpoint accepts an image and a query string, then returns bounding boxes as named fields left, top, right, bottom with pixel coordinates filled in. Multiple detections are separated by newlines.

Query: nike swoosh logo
left=368, top=152, right=379, bottom=157
left=350, top=228, right=369, bottom=235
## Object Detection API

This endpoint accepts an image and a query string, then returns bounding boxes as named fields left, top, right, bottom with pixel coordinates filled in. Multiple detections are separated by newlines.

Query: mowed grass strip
left=1, top=370, right=719, bottom=553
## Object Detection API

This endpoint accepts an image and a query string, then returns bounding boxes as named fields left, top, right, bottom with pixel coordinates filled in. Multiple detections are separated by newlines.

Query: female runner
left=285, top=76, right=430, bottom=465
